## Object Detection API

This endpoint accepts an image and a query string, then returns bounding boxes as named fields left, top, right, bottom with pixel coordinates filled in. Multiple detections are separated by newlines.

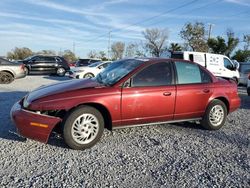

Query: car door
left=29, top=56, right=43, bottom=72
left=174, top=61, right=213, bottom=120
left=121, top=61, right=176, bottom=125
left=43, top=57, right=57, bottom=73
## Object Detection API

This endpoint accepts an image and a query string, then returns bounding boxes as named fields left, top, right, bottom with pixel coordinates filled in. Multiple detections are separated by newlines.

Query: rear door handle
left=203, top=89, right=210, bottom=93
left=163, top=92, right=172, bottom=96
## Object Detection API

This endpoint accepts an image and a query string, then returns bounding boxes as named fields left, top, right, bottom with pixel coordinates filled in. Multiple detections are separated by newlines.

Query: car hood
left=26, top=78, right=102, bottom=102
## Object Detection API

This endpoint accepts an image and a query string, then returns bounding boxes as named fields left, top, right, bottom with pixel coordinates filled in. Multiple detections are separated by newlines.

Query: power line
left=85, top=0, right=199, bottom=42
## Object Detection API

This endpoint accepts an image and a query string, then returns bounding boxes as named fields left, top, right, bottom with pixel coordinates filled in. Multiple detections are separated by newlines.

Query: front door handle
left=203, top=89, right=210, bottom=93
left=163, top=92, right=171, bottom=96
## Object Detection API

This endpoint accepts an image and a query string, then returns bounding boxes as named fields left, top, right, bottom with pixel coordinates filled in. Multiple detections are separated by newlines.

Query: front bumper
left=10, top=101, right=61, bottom=143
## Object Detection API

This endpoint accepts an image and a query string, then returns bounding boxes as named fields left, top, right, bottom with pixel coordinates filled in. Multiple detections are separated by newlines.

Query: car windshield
left=24, top=55, right=36, bottom=61
left=89, top=62, right=102, bottom=67
left=95, top=59, right=145, bottom=86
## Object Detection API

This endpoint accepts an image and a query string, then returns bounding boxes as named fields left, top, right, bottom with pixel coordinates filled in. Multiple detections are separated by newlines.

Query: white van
left=170, top=51, right=240, bottom=82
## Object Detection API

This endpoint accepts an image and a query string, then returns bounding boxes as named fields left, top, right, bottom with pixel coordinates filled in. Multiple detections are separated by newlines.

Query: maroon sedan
left=11, top=58, right=240, bottom=150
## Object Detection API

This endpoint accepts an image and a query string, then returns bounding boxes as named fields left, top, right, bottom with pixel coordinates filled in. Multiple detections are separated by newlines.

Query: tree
left=169, top=43, right=182, bottom=51
left=36, top=50, right=56, bottom=55
left=142, top=28, right=168, bottom=57
left=225, top=29, right=239, bottom=57
left=180, top=22, right=208, bottom=52
left=111, top=41, right=125, bottom=60
left=232, top=34, right=250, bottom=62
left=207, top=36, right=227, bottom=54
left=62, top=50, right=77, bottom=62
left=125, top=42, right=146, bottom=57
left=232, top=50, right=250, bottom=62
left=87, top=50, right=98, bottom=58
left=243, top=34, right=250, bottom=50
left=208, top=29, right=239, bottom=57
left=98, top=51, right=108, bottom=61
left=7, top=47, right=33, bottom=60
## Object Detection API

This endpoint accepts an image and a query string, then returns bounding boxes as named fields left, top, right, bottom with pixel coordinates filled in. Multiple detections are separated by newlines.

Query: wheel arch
left=211, top=96, right=230, bottom=114
left=69, top=102, right=112, bottom=130
left=0, top=70, right=15, bottom=78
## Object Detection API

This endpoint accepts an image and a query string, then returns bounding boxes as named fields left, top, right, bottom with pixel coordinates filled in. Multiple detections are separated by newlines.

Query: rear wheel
left=63, top=106, right=104, bottom=150
left=83, top=73, right=94, bottom=78
left=201, top=99, right=227, bottom=130
left=57, top=67, right=66, bottom=76
left=0, top=72, right=14, bottom=84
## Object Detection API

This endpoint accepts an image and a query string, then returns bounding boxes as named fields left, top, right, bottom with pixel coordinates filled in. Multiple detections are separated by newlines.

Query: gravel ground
left=0, top=75, right=249, bottom=187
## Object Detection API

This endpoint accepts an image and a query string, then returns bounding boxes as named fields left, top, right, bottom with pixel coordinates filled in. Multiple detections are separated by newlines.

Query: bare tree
left=180, top=22, right=208, bottom=52
left=142, top=28, right=168, bottom=57
left=111, top=41, right=125, bottom=60
left=87, top=50, right=98, bottom=58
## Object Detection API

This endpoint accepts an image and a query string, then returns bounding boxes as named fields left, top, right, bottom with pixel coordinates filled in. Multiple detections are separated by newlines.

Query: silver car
left=0, top=57, right=26, bottom=84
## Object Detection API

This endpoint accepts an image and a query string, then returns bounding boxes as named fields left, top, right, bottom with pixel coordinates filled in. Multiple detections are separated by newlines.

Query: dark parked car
left=19, top=55, right=70, bottom=76
left=11, top=58, right=240, bottom=150
left=0, top=57, right=26, bottom=84
left=75, top=58, right=101, bottom=67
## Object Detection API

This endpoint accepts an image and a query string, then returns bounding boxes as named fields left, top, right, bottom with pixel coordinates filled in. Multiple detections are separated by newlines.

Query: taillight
left=20, top=64, right=25, bottom=70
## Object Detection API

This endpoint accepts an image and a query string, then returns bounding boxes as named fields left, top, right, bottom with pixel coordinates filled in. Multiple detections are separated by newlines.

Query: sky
left=0, top=0, right=249, bottom=57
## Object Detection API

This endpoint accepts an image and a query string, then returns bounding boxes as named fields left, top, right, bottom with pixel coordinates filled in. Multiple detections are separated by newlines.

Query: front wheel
left=83, top=73, right=94, bottom=78
left=56, top=67, right=66, bottom=76
left=201, top=99, right=227, bottom=130
left=0, top=72, right=14, bottom=84
left=63, top=106, right=104, bottom=150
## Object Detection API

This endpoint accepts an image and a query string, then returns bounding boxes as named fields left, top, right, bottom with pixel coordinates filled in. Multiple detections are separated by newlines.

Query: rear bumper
left=229, top=97, right=241, bottom=113
left=10, top=102, right=61, bottom=143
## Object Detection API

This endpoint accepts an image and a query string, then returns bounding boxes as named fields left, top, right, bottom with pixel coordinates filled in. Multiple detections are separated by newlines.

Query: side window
left=175, top=61, right=201, bottom=84
left=44, top=57, right=55, bottom=62
left=200, top=67, right=212, bottom=83
left=132, top=62, right=173, bottom=87
left=224, top=58, right=234, bottom=70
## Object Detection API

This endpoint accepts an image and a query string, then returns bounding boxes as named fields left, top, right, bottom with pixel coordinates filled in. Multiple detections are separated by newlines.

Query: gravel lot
left=0, top=75, right=249, bottom=187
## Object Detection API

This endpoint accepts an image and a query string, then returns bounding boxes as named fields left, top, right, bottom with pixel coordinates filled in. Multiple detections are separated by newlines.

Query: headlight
left=23, top=97, right=30, bottom=108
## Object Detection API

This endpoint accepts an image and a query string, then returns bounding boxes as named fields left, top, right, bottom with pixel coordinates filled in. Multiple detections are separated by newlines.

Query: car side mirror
left=123, top=79, right=131, bottom=88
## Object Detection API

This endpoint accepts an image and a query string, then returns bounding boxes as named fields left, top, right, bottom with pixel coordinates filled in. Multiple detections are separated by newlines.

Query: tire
left=56, top=67, right=66, bottom=77
left=83, top=73, right=94, bottom=78
left=201, top=99, right=227, bottom=130
left=24, top=67, right=29, bottom=75
left=63, top=106, right=104, bottom=150
left=0, top=72, right=14, bottom=84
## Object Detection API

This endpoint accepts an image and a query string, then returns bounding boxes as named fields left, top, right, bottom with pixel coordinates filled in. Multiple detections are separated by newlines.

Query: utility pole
left=73, top=42, right=75, bottom=54
left=108, top=30, right=111, bottom=60
left=208, top=23, right=214, bottom=40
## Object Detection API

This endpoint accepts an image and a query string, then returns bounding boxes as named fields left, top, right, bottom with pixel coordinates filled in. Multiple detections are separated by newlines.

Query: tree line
left=6, top=21, right=250, bottom=62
